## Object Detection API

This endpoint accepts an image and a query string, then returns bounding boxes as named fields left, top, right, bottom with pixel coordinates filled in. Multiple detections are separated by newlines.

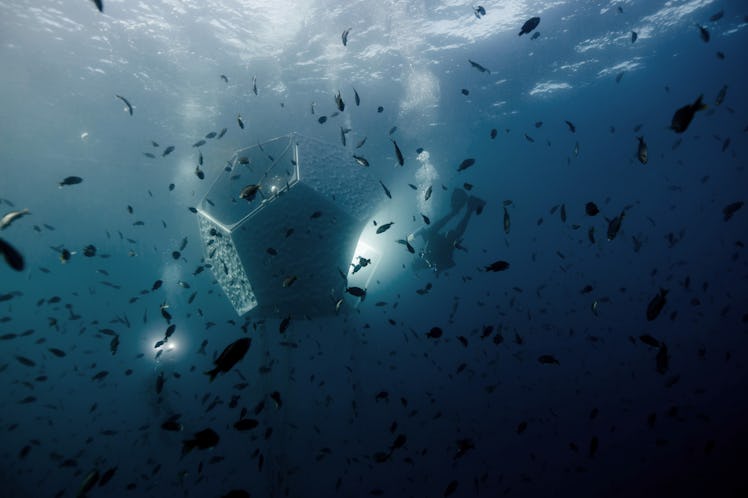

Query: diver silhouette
left=409, top=188, right=485, bottom=274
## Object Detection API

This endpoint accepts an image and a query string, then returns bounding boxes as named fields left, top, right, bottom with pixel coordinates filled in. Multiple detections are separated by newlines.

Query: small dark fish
left=234, top=418, right=259, bottom=431
left=518, top=16, right=540, bottom=36
left=631, top=31, right=638, bottom=43
left=239, top=184, right=261, bottom=202
left=656, top=343, right=669, bottom=374
left=98, top=466, right=117, bottom=487
left=461, top=88, right=469, bottom=96
left=317, top=116, right=327, bottom=124
left=237, top=114, right=245, bottom=129
left=193, top=139, right=206, bottom=148
left=503, top=207, right=510, bottom=234
left=424, top=185, right=432, bottom=201
left=639, top=334, right=661, bottom=348
left=48, top=348, right=66, bottom=358
left=696, top=24, right=710, bottom=43
left=468, top=59, right=490, bottom=74
left=270, top=390, right=282, bottom=408
left=355, top=136, right=367, bottom=149
left=388, top=126, right=398, bottom=136
left=377, top=106, right=384, bottom=113
left=218, top=127, right=227, bottom=139
left=636, top=136, right=648, bottom=164
left=379, top=180, right=391, bottom=199
left=670, top=94, right=706, bottom=133
left=90, top=0, right=103, bottom=13
left=341, top=28, right=351, bottom=46
left=115, top=94, right=133, bottom=115
left=252, top=75, right=257, bottom=96
left=444, top=480, right=458, bottom=497
left=161, top=419, right=183, bottom=432
left=531, top=31, right=540, bottom=40
left=422, top=214, right=430, bottom=225
left=376, top=222, right=394, bottom=234
left=388, top=139, right=404, bottom=166
left=346, top=286, right=366, bottom=299
left=538, top=354, right=560, bottom=365
left=585, top=202, right=599, bottom=216
left=205, top=337, right=251, bottom=382
left=564, top=120, right=576, bottom=133
left=77, top=470, right=100, bottom=498
left=615, top=71, right=625, bottom=83
left=143, top=152, right=155, bottom=159
left=182, top=428, right=220, bottom=455
left=606, top=210, right=625, bottom=241
left=715, top=85, right=727, bottom=106
left=162, top=146, right=175, bottom=157
left=473, top=5, right=486, bottom=18
left=220, top=74, right=228, bottom=83
left=484, top=260, right=509, bottom=272
left=723, top=201, right=744, bottom=221
left=524, top=133, right=535, bottom=143
left=426, top=327, right=443, bottom=339
left=490, top=128, right=497, bottom=139
left=709, top=10, right=724, bottom=22
left=646, top=288, right=668, bottom=321
left=279, top=315, right=291, bottom=334
left=0, top=238, right=24, bottom=271
left=352, top=154, right=369, bottom=167
left=59, top=176, right=83, bottom=187
left=457, top=158, right=475, bottom=172
left=353, top=87, right=360, bottom=106
left=335, top=90, right=345, bottom=112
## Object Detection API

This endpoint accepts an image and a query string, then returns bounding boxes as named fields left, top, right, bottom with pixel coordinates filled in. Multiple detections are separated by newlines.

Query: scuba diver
left=409, top=188, right=485, bottom=275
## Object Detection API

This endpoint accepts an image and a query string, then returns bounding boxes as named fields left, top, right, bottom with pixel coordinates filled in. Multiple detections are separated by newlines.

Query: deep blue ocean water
left=1, top=1, right=747, bottom=497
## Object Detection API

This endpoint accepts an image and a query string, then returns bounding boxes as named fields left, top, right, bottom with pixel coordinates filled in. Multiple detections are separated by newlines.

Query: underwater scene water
left=1, top=1, right=747, bottom=497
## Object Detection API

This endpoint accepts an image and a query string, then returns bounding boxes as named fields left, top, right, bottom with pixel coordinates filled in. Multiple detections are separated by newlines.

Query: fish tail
left=204, top=368, right=218, bottom=382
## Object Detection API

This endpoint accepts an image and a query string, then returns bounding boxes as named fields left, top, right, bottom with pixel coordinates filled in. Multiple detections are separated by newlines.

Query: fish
left=606, top=210, right=625, bottom=240
left=279, top=316, right=291, bottom=334
left=237, top=114, right=245, bottom=129
left=484, top=260, right=510, bottom=272
left=252, top=76, right=258, bottom=95
left=379, top=180, right=391, bottom=199
left=220, top=74, right=228, bottom=83
left=341, top=28, right=351, bottom=46
left=192, top=139, right=206, bottom=148
left=670, top=95, right=706, bottom=133
left=421, top=214, right=430, bottom=225
left=270, top=391, right=282, bottom=408
left=490, top=128, right=497, bottom=139
left=457, top=158, right=475, bottom=172
left=282, top=275, right=297, bottom=287
left=340, top=126, right=348, bottom=146
left=205, top=337, right=251, bottom=381
left=615, top=71, right=625, bottom=83
left=353, top=87, right=360, bottom=106
left=715, top=85, right=727, bottom=105
left=646, top=288, right=668, bottom=321
left=77, top=470, right=100, bottom=498
left=346, top=286, right=366, bottom=300
left=709, top=10, right=724, bottom=22
left=352, top=155, right=369, bottom=167
left=564, top=120, right=576, bottom=133
left=723, top=201, right=744, bottom=221
left=0, top=238, right=25, bottom=271
left=518, top=16, right=540, bottom=36
left=531, top=31, right=540, bottom=40
left=392, top=140, right=404, bottom=166
left=115, top=94, right=133, bottom=116
left=560, top=204, right=567, bottom=222
left=696, top=24, right=710, bottom=43
left=585, top=202, right=599, bottom=216
left=218, top=127, right=227, bottom=138
left=335, top=90, right=345, bottom=112
left=48, top=348, right=66, bottom=357
left=426, top=327, right=442, bottom=339
left=59, top=176, right=83, bottom=187
left=636, top=136, right=648, bottom=164
left=537, top=354, right=560, bottom=365
left=317, top=116, right=327, bottom=124
left=182, top=428, right=220, bottom=455
left=639, top=334, right=660, bottom=348
left=0, top=208, right=30, bottom=230
left=473, top=5, right=486, bottom=18
left=656, top=344, right=669, bottom=374
left=239, top=184, right=261, bottom=202
left=424, top=185, right=432, bottom=201
left=468, top=59, right=491, bottom=74
left=355, top=136, right=367, bottom=148
left=90, top=0, right=103, bottom=13
left=234, top=418, right=259, bottom=431
left=631, top=31, right=638, bottom=43
left=162, top=146, right=175, bottom=157
left=376, top=222, right=394, bottom=234
left=461, top=88, right=469, bottom=96
left=503, top=207, right=510, bottom=234
left=99, top=467, right=117, bottom=487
